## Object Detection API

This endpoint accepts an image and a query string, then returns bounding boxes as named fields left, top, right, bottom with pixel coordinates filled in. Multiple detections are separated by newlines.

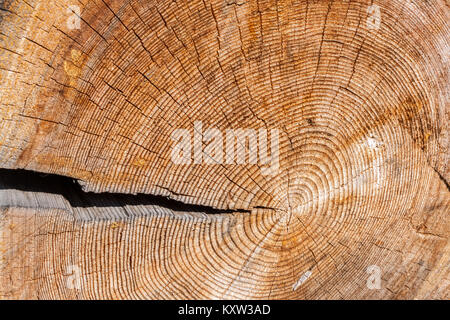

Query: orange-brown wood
left=0, top=0, right=448, bottom=299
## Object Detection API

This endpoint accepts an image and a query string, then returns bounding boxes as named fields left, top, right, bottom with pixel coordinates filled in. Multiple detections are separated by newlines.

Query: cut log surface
left=0, top=0, right=448, bottom=299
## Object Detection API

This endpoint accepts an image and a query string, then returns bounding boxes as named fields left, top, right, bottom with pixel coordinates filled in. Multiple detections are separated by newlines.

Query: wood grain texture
left=0, top=0, right=449, bottom=299
left=0, top=169, right=448, bottom=299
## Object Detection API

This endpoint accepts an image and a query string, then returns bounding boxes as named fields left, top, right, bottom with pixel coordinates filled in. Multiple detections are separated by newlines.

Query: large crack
left=0, top=168, right=251, bottom=214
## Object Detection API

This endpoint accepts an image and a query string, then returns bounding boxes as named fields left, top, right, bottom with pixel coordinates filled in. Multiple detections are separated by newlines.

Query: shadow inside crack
left=0, top=169, right=249, bottom=214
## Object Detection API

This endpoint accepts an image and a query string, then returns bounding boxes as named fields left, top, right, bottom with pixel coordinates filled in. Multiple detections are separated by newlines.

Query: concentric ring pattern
left=0, top=0, right=448, bottom=299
